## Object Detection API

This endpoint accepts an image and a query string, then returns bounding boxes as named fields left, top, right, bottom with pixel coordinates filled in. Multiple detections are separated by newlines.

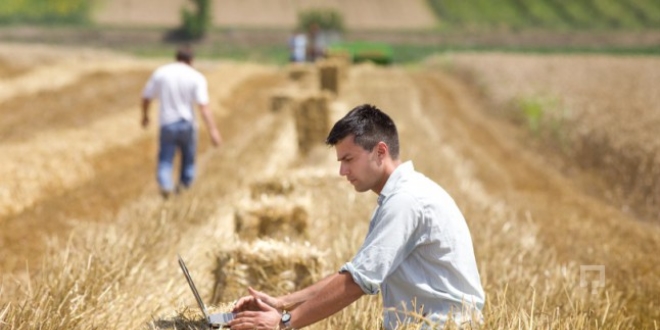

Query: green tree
left=180, top=0, right=211, bottom=40
left=297, top=8, right=344, bottom=32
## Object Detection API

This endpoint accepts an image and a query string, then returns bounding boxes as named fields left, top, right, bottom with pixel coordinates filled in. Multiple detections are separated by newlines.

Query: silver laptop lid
left=178, top=255, right=235, bottom=328
left=178, top=255, right=211, bottom=321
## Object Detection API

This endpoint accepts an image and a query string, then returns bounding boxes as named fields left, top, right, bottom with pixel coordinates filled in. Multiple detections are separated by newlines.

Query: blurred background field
left=1, top=0, right=660, bottom=63
left=1, top=1, right=659, bottom=329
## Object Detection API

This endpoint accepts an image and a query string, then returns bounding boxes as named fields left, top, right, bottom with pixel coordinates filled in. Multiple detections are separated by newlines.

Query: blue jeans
left=157, top=120, right=197, bottom=193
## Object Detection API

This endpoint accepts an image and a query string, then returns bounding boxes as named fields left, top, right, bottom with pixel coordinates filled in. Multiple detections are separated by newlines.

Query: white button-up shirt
left=340, top=161, right=485, bottom=329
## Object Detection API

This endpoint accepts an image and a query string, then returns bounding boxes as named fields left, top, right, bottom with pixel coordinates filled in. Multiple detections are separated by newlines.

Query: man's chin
left=352, top=184, right=369, bottom=193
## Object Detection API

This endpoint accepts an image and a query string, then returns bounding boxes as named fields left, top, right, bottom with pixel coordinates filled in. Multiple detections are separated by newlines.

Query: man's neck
left=373, top=159, right=401, bottom=195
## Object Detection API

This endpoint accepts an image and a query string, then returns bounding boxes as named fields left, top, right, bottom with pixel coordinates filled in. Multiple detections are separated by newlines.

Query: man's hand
left=209, top=128, right=222, bottom=147
left=228, top=297, right=281, bottom=330
left=232, top=287, right=280, bottom=313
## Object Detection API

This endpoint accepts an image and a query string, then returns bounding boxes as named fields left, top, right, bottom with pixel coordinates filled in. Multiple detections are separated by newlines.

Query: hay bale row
left=211, top=239, right=327, bottom=303
left=208, top=55, right=350, bottom=306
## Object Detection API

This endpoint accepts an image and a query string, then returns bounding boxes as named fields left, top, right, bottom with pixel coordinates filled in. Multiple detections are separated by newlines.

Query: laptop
left=178, top=255, right=234, bottom=329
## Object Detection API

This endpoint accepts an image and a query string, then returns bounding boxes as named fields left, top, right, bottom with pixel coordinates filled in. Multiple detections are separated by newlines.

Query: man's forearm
left=141, top=98, right=151, bottom=127
left=277, top=273, right=338, bottom=311
left=199, top=104, right=217, bottom=131
left=287, top=272, right=364, bottom=329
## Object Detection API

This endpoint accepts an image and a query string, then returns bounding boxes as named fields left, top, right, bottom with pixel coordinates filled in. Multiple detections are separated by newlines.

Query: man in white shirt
left=229, top=104, right=485, bottom=329
left=288, top=29, right=307, bottom=63
left=141, top=46, right=221, bottom=198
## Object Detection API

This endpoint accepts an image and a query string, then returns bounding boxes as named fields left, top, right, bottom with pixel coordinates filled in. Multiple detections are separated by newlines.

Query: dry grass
left=437, top=53, right=660, bottom=223
left=1, top=46, right=659, bottom=330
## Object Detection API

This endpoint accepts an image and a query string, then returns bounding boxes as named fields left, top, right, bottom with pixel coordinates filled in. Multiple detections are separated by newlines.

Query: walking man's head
left=326, top=104, right=400, bottom=194
left=176, top=45, right=194, bottom=64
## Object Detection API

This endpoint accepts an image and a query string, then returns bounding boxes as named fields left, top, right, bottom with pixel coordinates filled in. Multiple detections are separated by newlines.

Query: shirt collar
left=377, top=161, right=414, bottom=205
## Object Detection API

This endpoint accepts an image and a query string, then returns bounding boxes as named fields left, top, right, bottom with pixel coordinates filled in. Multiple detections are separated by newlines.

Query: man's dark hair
left=325, top=104, right=400, bottom=159
left=176, top=45, right=194, bottom=63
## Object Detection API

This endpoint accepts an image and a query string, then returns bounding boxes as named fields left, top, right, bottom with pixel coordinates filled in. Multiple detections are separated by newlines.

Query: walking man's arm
left=198, top=103, right=222, bottom=147
left=141, top=98, right=151, bottom=128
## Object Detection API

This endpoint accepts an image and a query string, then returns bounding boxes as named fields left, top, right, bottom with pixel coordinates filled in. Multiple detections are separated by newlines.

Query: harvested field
left=92, top=0, right=437, bottom=29
left=1, top=42, right=659, bottom=330
left=441, top=53, right=660, bottom=222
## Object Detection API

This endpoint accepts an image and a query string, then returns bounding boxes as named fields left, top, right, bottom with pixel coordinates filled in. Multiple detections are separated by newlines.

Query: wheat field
left=1, top=43, right=659, bottom=329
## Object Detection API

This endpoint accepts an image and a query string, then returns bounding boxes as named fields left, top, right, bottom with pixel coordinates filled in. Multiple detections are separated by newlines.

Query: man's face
left=335, top=135, right=382, bottom=193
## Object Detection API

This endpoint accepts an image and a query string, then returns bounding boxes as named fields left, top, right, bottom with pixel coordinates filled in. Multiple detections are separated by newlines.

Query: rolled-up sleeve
left=194, top=75, right=209, bottom=105
left=340, top=192, right=421, bottom=295
left=340, top=262, right=380, bottom=294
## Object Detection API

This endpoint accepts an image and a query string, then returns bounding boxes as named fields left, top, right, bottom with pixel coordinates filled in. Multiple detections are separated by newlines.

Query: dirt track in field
left=1, top=44, right=659, bottom=327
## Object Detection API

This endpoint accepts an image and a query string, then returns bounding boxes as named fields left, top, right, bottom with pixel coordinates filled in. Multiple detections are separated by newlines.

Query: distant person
left=289, top=29, right=307, bottom=62
left=306, top=23, right=325, bottom=62
left=141, top=46, right=222, bottom=198
left=229, top=104, right=485, bottom=330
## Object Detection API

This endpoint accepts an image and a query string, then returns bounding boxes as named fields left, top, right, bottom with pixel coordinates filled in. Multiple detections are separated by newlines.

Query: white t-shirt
left=340, top=161, right=485, bottom=329
left=290, top=33, right=307, bottom=62
left=142, top=62, right=209, bottom=126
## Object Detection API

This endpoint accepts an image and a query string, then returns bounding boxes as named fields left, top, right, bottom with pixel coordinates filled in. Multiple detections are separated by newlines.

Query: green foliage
left=328, top=42, right=393, bottom=65
left=0, top=0, right=90, bottom=24
left=516, top=95, right=569, bottom=148
left=518, top=97, right=545, bottom=134
left=426, top=0, right=660, bottom=30
left=297, top=8, right=344, bottom=32
left=179, top=0, right=211, bottom=40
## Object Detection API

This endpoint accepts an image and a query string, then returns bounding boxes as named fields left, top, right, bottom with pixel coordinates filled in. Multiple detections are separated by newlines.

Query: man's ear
left=376, top=141, right=389, bottom=159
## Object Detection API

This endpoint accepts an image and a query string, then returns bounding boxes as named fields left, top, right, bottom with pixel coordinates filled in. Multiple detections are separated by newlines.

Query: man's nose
left=339, top=163, right=348, bottom=176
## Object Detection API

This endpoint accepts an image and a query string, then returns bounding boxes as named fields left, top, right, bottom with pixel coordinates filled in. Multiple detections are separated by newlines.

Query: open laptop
left=178, top=255, right=234, bottom=329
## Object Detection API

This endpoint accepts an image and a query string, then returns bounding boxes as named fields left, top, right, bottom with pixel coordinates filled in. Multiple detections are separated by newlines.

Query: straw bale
left=211, top=239, right=327, bottom=303
left=270, top=89, right=295, bottom=113
left=316, top=56, right=351, bottom=95
left=269, top=87, right=307, bottom=114
left=249, top=178, right=295, bottom=199
left=234, top=199, right=308, bottom=241
left=323, top=55, right=350, bottom=84
left=287, top=63, right=318, bottom=90
left=294, top=93, right=331, bottom=155
left=317, top=61, right=341, bottom=96
left=326, top=51, right=352, bottom=67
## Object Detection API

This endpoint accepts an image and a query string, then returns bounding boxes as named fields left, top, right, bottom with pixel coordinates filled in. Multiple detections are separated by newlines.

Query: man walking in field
left=229, top=104, right=485, bottom=329
left=141, top=46, right=222, bottom=198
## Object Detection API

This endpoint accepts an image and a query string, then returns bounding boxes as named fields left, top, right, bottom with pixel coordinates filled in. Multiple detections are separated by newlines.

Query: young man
left=229, top=104, right=484, bottom=329
left=141, top=46, right=222, bottom=198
